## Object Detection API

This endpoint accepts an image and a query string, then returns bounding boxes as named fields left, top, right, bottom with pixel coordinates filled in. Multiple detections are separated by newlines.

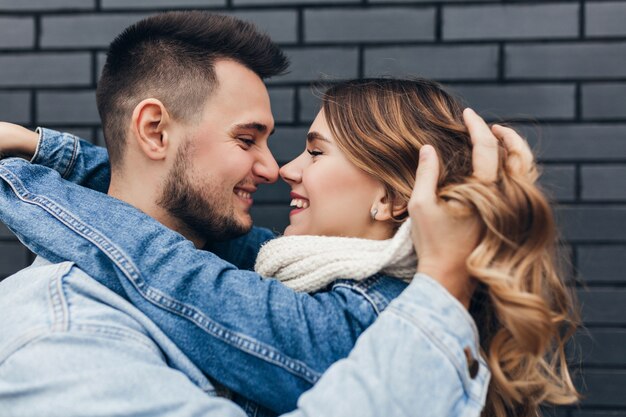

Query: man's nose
left=253, top=148, right=279, bottom=184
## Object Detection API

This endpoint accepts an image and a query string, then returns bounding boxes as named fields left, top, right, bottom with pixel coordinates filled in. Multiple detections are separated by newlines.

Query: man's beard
left=157, top=142, right=250, bottom=242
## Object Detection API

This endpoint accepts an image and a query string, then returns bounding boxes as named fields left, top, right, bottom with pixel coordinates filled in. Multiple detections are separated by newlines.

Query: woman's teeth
left=236, top=190, right=251, bottom=199
left=290, top=198, right=309, bottom=209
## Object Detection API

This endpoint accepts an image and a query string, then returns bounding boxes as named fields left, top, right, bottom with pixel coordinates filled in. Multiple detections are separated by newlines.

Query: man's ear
left=130, top=98, right=171, bottom=161
left=371, top=190, right=407, bottom=222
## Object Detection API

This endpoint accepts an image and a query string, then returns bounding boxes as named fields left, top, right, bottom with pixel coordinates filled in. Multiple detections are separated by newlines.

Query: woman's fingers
left=462, top=108, right=499, bottom=183
left=492, top=123, right=537, bottom=181
left=409, top=145, right=439, bottom=211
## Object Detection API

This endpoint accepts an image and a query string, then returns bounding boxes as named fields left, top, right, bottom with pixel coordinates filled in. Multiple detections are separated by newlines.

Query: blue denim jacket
left=3, top=130, right=409, bottom=415
left=0, top=255, right=489, bottom=417
left=0, top=129, right=489, bottom=414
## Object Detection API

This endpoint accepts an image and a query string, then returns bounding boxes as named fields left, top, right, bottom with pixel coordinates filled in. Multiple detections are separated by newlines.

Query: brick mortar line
left=0, top=1, right=613, bottom=14
left=7, top=39, right=626, bottom=53
left=579, top=0, right=585, bottom=39
left=297, top=7, right=303, bottom=45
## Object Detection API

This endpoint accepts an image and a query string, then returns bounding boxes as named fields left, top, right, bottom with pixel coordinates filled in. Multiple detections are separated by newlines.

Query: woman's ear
left=130, top=98, right=171, bottom=161
left=371, top=190, right=407, bottom=222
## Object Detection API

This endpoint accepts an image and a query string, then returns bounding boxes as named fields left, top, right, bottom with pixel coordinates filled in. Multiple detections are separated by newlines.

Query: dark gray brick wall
left=0, top=53, right=91, bottom=87
left=582, top=83, right=626, bottom=120
left=582, top=165, right=626, bottom=201
left=0, top=17, right=35, bottom=49
left=37, top=91, right=99, bottom=125
left=276, top=47, right=359, bottom=82
left=41, top=14, right=149, bottom=48
left=450, top=84, right=576, bottom=120
left=540, top=165, right=576, bottom=202
left=304, top=8, right=435, bottom=42
left=506, top=43, right=626, bottom=79
left=0, top=92, right=31, bottom=125
left=0, top=2, right=625, bottom=415
left=586, top=1, right=626, bottom=37
left=0, top=0, right=94, bottom=11
left=228, top=11, right=298, bottom=44
left=577, top=329, right=626, bottom=365
left=364, top=45, right=499, bottom=80
left=558, top=207, right=626, bottom=242
left=268, top=88, right=296, bottom=123
left=578, top=246, right=626, bottom=283
left=102, top=0, right=225, bottom=9
left=521, top=124, right=626, bottom=161
left=443, top=4, right=579, bottom=40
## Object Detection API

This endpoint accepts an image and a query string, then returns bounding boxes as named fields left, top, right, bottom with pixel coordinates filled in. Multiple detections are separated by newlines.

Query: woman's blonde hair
left=321, top=78, right=579, bottom=417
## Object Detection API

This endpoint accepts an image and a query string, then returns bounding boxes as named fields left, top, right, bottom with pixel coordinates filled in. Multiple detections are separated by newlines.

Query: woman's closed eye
left=307, top=149, right=323, bottom=157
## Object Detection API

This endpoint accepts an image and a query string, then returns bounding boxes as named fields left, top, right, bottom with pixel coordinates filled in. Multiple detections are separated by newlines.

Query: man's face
left=158, top=60, right=278, bottom=242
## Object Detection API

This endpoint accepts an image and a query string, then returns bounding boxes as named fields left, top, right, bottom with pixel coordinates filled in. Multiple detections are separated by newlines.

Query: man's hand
left=408, top=108, right=534, bottom=307
left=0, top=122, right=39, bottom=160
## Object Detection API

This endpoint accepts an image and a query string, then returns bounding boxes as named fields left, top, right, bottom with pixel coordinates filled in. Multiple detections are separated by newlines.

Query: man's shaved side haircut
left=96, top=11, right=289, bottom=166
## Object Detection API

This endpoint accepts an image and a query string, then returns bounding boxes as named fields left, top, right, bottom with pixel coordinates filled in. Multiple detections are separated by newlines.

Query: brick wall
left=1, top=1, right=625, bottom=414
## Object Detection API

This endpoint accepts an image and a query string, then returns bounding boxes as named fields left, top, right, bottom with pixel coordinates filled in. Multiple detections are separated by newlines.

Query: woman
left=0, top=78, right=577, bottom=416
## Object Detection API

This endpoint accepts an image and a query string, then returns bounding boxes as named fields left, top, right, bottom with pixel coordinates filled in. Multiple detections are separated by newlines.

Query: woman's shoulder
left=330, top=274, right=409, bottom=316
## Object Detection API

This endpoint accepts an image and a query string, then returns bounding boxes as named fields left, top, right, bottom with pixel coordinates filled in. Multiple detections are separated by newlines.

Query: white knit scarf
left=254, top=220, right=417, bottom=293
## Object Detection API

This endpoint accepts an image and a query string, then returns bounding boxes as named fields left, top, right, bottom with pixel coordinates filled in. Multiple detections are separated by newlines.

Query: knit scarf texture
left=254, top=220, right=417, bottom=293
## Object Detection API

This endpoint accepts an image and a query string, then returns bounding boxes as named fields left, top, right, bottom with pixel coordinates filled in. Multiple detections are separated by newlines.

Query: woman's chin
left=283, top=224, right=296, bottom=236
left=283, top=223, right=308, bottom=236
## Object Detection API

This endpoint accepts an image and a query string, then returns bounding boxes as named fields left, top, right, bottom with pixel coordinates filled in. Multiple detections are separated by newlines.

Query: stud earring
left=370, top=207, right=378, bottom=220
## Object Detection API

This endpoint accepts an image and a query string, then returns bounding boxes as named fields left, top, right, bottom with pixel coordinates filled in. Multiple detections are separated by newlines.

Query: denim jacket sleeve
left=29, top=127, right=274, bottom=271
left=31, top=128, right=111, bottom=192
left=288, top=275, right=490, bottom=417
left=1, top=258, right=488, bottom=417
left=0, top=159, right=388, bottom=414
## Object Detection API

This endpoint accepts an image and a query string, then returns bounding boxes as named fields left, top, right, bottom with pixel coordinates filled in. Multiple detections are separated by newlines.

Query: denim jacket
left=3, top=129, right=410, bottom=414
left=0, top=255, right=489, bottom=417
left=0, top=129, right=488, bottom=414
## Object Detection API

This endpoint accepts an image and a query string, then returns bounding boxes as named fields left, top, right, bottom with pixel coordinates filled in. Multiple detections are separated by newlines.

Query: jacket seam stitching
left=61, top=134, right=79, bottom=179
left=332, top=282, right=382, bottom=316
left=48, top=264, right=72, bottom=332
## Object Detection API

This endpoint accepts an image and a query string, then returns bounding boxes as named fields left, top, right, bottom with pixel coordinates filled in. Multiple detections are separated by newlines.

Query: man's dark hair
left=96, top=11, right=289, bottom=166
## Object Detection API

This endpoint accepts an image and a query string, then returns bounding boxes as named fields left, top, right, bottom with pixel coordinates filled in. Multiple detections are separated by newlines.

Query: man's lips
left=234, top=187, right=255, bottom=206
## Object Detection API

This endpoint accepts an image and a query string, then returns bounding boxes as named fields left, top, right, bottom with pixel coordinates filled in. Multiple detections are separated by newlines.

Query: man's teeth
left=236, top=190, right=251, bottom=199
left=290, top=198, right=309, bottom=209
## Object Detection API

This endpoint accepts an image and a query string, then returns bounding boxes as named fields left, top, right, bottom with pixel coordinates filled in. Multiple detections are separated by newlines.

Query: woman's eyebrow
left=306, top=131, right=331, bottom=143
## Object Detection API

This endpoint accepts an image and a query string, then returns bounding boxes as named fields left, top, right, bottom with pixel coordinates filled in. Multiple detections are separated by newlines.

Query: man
left=0, top=10, right=504, bottom=417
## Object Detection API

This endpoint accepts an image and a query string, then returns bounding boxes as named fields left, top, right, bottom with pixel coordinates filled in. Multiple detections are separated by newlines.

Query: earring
left=370, top=207, right=378, bottom=220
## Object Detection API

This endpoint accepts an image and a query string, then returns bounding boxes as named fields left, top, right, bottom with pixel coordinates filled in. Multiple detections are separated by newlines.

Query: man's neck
left=108, top=180, right=206, bottom=249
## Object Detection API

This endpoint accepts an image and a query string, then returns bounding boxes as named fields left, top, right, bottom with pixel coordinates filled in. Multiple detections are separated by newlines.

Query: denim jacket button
left=464, top=347, right=479, bottom=379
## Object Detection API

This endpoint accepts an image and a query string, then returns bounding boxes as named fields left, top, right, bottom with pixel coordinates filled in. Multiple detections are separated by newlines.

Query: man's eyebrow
left=232, top=122, right=274, bottom=135
left=307, top=132, right=331, bottom=143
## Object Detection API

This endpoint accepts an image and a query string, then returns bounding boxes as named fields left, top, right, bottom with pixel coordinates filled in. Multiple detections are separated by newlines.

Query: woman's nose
left=279, top=153, right=305, bottom=184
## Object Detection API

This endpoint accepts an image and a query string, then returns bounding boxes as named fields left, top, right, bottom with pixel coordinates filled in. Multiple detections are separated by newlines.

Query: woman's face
left=280, top=110, right=388, bottom=238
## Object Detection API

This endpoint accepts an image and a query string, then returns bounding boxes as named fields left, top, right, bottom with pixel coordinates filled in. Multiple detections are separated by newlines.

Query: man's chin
left=237, top=213, right=254, bottom=233
left=210, top=213, right=253, bottom=241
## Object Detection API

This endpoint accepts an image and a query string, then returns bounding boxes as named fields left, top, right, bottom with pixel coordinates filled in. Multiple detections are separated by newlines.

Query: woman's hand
left=408, top=143, right=480, bottom=307
left=408, top=108, right=534, bottom=307
left=0, top=122, right=39, bottom=160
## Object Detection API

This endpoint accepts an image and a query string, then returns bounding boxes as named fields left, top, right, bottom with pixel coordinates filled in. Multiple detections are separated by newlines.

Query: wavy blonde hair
left=321, top=78, right=579, bottom=417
